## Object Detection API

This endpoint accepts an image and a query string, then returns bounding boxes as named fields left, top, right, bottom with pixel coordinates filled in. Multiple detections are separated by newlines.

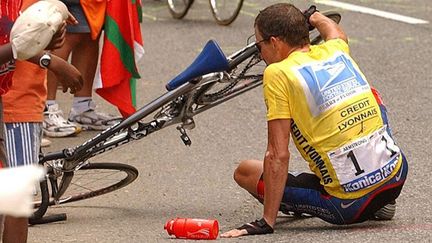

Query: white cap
left=0, top=165, right=46, bottom=217
left=10, top=0, right=69, bottom=60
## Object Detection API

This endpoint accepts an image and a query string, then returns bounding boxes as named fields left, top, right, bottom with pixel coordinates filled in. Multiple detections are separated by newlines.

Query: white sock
left=72, top=97, right=93, bottom=114
left=46, top=100, right=57, bottom=107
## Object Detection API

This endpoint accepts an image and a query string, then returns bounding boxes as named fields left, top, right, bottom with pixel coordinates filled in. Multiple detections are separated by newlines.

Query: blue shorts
left=257, top=154, right=408, bottom=225
left=4, top=122, right=42, bottom=167
left=62, top=1, right=90, bottom=33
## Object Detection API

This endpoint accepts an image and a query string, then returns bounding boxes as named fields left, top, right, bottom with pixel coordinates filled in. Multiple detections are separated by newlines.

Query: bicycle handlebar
left=39, top=150, right=67, bottom=163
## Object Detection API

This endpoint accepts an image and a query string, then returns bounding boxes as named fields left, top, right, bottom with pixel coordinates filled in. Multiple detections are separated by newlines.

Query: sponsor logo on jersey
left=341, top=155, right=399, bottom=192
left=338, top=99, right=379, bottom=132
left=291, top=120, right=333, bottom=185
left=296, top=53, right=369, bottom=116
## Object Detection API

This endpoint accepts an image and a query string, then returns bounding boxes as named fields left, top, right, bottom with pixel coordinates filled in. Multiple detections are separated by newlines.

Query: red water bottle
left=164, top=218, right=219, bottom=240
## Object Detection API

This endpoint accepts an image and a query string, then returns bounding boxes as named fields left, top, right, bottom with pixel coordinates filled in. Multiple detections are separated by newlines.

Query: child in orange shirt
left=1, top=1, right=83, bottom=241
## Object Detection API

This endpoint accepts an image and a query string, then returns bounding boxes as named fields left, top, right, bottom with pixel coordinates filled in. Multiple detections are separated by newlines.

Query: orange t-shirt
left=2, top=0, right=47, bottom=123
left=2, top=61, right=47, bottom=123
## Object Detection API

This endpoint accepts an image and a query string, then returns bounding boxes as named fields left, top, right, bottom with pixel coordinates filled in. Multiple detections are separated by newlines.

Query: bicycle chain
left=200, top=53, right=262, bottom=102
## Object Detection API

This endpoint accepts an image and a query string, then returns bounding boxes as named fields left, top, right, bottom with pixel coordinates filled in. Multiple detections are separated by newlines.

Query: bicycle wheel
left=209, top=0, right=244, bottom=25
left=34, top=162, right=138, bottom=206
left=168, top=0, right=194, bottom=19
left=31, top=179, right=50, bottom=220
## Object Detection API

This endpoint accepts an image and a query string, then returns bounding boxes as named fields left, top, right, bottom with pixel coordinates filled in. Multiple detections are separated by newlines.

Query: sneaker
left=68, top=103, right=122, bottom=131
left=373, top=200, right=396, bottom=220
left=43, top=104, right=81, bottom=137
left=41, top=138, right=52, bottom=147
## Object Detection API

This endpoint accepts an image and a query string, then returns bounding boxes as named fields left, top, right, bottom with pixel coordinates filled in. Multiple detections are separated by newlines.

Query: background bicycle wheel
left=209, top=0, right=244, bottom=25
left=167, top=0, right=194, bottom=19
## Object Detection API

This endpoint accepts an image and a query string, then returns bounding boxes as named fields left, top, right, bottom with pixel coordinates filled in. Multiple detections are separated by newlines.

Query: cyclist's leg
left=234, top=159, right=328, bottom=212
left=256, top=171, right=349, bottom=224
left=258, top=172, right=403, bottom=224
left=233, top=160, right=325, bottom=202
left=233, top=159, right=263, bottom=198
left=353, top=154, right=408, bottom=222
left=235, top=157, right=408, bottom=225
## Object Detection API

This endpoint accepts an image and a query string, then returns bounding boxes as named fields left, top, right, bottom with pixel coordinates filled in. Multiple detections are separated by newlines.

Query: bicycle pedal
left=177, top=126, right=192, bottom=146
left=180, top=133, right=191, bottom=146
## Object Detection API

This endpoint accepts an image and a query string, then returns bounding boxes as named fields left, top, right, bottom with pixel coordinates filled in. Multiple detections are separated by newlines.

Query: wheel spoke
left=67, top=169, right=129, bottom=194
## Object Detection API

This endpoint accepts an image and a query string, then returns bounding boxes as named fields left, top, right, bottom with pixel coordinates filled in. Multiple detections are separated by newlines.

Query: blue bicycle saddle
left=165, top=40, right=229, bottom=91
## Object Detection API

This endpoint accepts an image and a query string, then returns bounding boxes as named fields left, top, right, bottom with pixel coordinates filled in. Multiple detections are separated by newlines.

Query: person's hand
left=45, top=11, right=79, bottom=51
left=66, top=12, right=78, bottom=25
left=303, top=5, right=319, bottom=31
left=10, top=0, right=70, bottom=60
left=221, top=228, right=248, bottom=238
left=45, top=21, right=66, bottom=50
left=49, top=55, right=83, bottom=94
left=221, top=218, right=274, bottom=238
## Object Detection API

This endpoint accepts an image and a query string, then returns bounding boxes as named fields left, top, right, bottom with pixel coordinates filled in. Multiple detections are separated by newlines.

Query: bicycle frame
left=39, top=40, right=262, bottom=200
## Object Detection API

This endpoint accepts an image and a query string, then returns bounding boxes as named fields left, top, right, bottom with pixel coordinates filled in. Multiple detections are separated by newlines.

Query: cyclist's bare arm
left=309, top=12, right=348, bottom=43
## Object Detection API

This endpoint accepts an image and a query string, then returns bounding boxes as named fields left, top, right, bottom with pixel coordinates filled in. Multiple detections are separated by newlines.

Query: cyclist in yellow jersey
left=221, top=3, right=408, bottom=238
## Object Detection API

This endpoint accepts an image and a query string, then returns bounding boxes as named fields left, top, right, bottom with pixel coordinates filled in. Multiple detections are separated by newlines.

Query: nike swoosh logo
left=340, top=200, right=357, bottom=209
left=395, top=160, right=404, bottom=182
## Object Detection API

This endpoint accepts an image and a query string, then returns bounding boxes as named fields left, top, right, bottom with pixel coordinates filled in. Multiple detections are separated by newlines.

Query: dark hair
left=255, top=3, right=309, bottom=47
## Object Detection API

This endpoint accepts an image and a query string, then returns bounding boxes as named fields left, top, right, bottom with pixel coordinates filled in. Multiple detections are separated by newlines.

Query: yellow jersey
left=263, top=38, right=402, bottom=199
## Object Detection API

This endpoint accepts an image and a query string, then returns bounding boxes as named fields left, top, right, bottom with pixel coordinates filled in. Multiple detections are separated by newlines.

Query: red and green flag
left=94, top=0, right=144, bottom=117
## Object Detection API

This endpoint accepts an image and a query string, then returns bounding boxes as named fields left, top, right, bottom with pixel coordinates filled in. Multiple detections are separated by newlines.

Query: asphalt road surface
left=29, top=0, right=431, bottom=242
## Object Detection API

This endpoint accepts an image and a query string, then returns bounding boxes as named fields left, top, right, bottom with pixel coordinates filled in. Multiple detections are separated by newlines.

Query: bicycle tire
left=31, top=179, right=50, bottom=220
left=34, top=162, right=138, bottom=206
left=209, top=0, right=244, bottom=25
left=168, top=0, right=194, bottom=19
left=29, top=213, right=67, bottom=225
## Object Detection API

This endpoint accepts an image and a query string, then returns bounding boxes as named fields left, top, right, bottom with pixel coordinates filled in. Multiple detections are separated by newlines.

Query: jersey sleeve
left=263, top=65, right=291, bottom=121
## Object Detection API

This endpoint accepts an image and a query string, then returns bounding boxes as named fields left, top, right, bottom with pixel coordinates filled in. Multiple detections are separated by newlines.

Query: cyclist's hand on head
left=303, top=5, right=319, bottom=31
left=49, top=55, right=84, bottom=94
left=309, top=11, right=347, bottom=43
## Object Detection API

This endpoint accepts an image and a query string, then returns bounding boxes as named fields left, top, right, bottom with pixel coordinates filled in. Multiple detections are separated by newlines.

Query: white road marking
left=314, top=0, right=429, bottom=24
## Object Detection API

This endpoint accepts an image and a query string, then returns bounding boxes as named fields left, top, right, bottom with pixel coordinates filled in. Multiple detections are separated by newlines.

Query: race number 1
left=329, top=127, right=400, bottom=185
left=347, top=151, right=364, bottom=176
